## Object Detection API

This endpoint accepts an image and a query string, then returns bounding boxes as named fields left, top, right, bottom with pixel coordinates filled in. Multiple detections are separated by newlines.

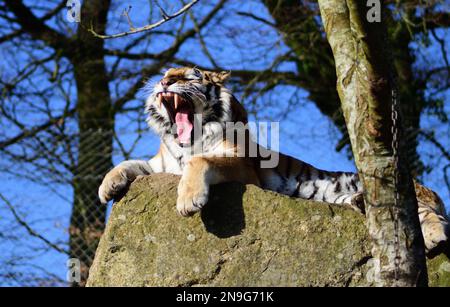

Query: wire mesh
left=0, top=126, right=152, bottom=287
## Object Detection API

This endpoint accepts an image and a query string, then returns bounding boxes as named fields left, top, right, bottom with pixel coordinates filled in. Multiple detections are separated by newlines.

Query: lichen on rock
left=87, top=174, right=450, bottom=287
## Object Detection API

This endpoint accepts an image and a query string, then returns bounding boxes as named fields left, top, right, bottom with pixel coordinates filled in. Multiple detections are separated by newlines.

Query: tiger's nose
left=160, top=79, right=175, bottom=88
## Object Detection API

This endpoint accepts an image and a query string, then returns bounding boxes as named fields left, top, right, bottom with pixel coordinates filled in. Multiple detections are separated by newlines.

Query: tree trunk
left=263, top=1, right=426, bottom=172
left=68, top=0, right=113, bottom=286
left=317, top=0, right=427, bottom=286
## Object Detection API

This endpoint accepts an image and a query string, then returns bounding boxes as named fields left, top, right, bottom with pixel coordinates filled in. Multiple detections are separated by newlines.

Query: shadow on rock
left=201, top=182, right=246, bottom=238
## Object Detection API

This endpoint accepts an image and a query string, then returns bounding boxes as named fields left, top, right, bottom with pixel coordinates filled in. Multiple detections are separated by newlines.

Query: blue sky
left=0, top=0, right=448, bottom=286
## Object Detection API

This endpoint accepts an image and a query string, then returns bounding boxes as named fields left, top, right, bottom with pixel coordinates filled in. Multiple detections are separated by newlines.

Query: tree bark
left=68, top=0, right=113, bottom=286
left=263, top=1, right=426, bottom=172
left=317, top=0, right=427, bottom=286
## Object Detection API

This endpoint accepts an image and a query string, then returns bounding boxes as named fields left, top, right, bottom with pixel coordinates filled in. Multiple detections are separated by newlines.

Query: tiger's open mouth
left=157, top=92, right=194, bottom=145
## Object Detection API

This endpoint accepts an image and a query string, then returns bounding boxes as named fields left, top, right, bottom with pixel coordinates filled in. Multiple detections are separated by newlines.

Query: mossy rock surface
left=87, top=174, right=450, bottom=287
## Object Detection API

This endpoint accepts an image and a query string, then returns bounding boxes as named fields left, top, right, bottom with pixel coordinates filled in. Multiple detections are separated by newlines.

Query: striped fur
left=99, top=67, right=449, bottom=255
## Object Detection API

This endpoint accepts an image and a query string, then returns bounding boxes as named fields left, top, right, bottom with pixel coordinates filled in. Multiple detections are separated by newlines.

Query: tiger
left=98, top=67, right=449, bottom=255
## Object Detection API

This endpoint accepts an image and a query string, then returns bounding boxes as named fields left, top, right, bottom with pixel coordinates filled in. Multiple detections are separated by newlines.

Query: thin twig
left=0, top=108, right=76, bottom=150
left=419, top=130, right=450, bottom=162
left=188, top=10, right=219, bottom=69
left=236, top=11, right=276, bottom=27
left=89, top=0, right=200, bottom=39
left=0, top=193, right=69, bottom=255
left=121, top=5, right=135, bottom=30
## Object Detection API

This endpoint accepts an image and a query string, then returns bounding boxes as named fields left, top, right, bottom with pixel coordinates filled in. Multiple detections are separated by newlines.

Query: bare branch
left=0, top=29, right=24, bottom=44
left=0, top=193, right=69, bottom=255
left=89, top=0, right=200, bottom=39
left=112, top=0, right=227, bottom=112
left=188, top=11, right=219, bottom=69
left=419, top=130, right=450, bottom=162
left=236, top=11, right=276, bottom=28
left=3, top=0, right=71, bottom=52
left=40, top=0, right=67, bottom=22
left=0, top=108, right=75, bottom=150
left=430, top=29, right=450, bottom=85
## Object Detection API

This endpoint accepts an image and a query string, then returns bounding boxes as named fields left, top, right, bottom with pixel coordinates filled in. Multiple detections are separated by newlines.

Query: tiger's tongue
left=175, top=109, right=193, bottom=144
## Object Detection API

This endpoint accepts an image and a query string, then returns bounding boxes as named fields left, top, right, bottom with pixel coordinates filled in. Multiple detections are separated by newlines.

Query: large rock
left=87, top=174, right=450, bottom=287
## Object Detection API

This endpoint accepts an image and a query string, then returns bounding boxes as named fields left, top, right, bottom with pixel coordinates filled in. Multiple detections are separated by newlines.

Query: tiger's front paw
left=98, top=167, right=131, bottom=204
left=176, top=178, right=209, bottom=217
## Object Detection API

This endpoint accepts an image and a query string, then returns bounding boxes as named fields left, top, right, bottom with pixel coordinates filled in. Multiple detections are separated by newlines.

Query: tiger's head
left=145, top=67, right=247, bottom=146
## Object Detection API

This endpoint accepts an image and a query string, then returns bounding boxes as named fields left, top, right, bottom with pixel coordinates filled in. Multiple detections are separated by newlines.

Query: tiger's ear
left=210, top=71, right=231, bottom=84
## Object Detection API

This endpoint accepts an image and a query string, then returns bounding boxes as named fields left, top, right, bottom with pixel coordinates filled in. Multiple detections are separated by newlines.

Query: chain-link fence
left=0, top=126, right=154, bottom=287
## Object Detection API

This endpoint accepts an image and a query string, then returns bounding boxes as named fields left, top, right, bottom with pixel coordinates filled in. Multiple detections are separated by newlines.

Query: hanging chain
left=391, top=79, right=401, bottom=281
left=383, top=2, right=401, bottom=280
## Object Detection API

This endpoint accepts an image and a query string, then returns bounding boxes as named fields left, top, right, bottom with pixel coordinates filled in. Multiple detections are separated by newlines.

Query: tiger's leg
left=98, top=160, right=154, bottom=204
left=260, top=154, right=365, bottom=213
left=324, top=181, right=449, bottom=254
left=276, top=156, right=449, bottom=253
left=318, top=180, right=449, bottom=253
left=176, top=156, right=259, bottom=216
left=415, top=183, right=449, bottom=254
